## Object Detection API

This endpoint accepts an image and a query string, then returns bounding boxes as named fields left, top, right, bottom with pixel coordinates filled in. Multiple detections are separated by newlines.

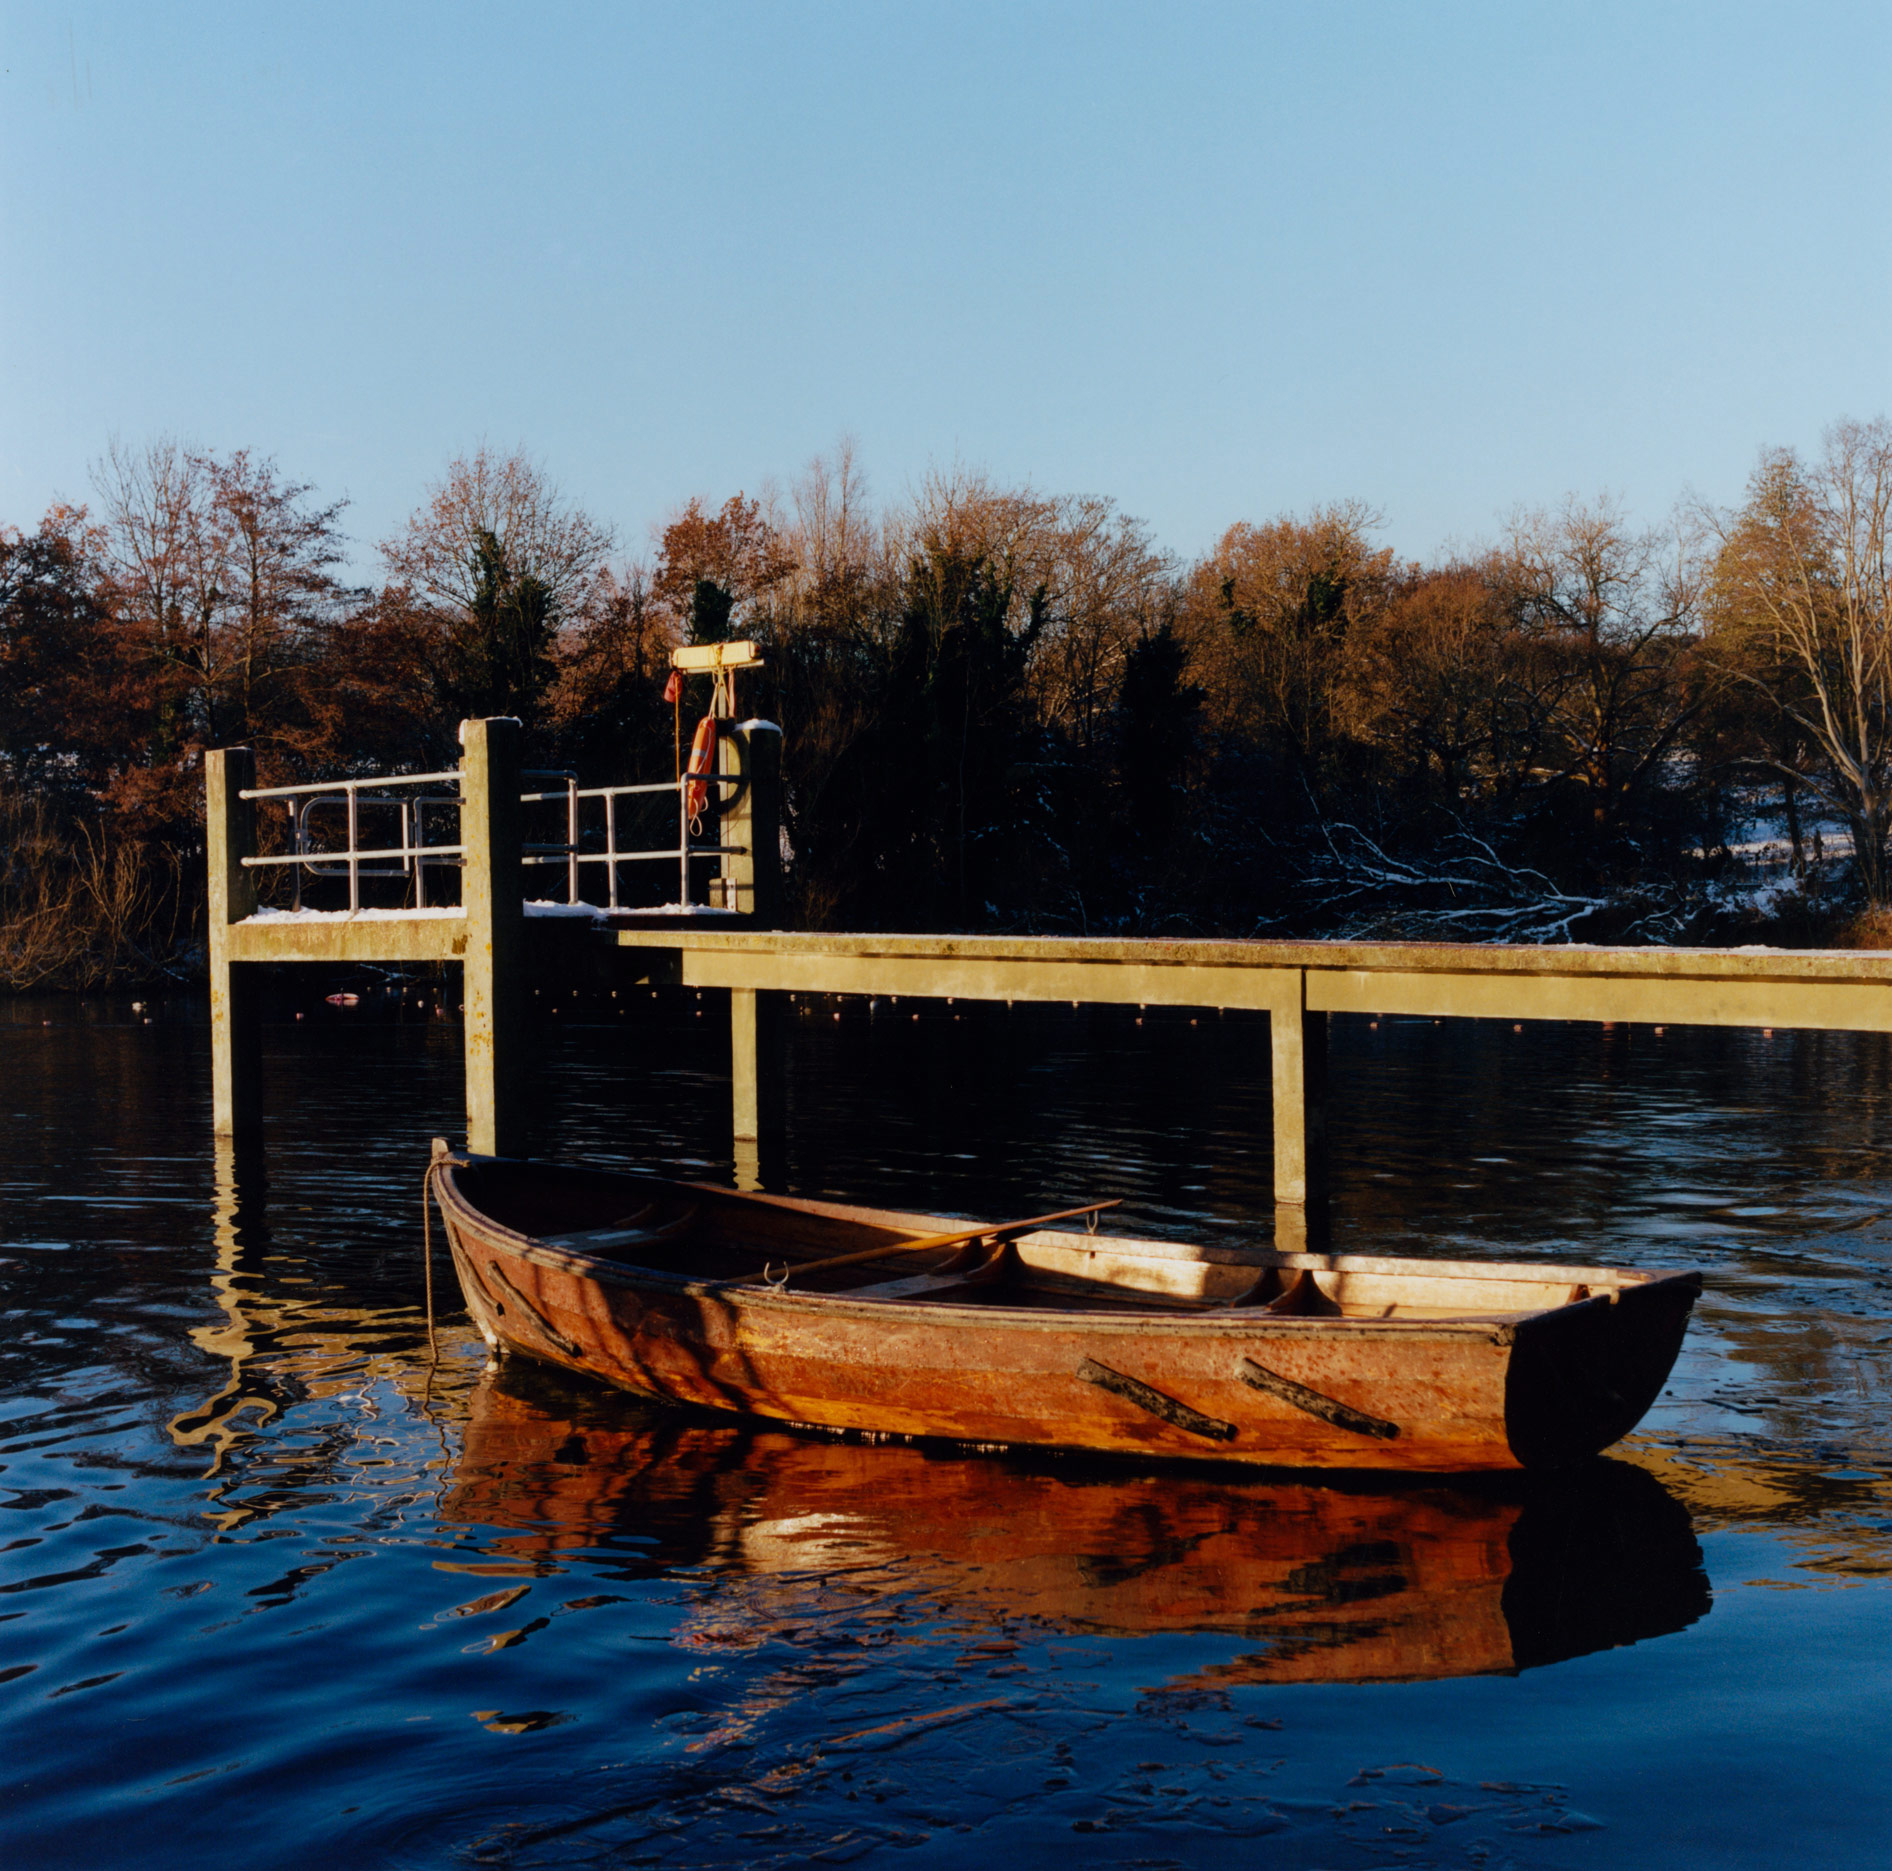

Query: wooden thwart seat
left=1224, top=1266, right=1343, bottom=1315
left=539, top=1204, right=700, bottom=1254
left=846, top=1240, right=1018, bottom=1302
left=726, top=1200, right=1120, bottom=1290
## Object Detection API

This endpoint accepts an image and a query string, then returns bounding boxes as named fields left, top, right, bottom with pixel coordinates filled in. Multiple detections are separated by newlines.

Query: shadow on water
left=447, top=1362, right=1711, bottom=1687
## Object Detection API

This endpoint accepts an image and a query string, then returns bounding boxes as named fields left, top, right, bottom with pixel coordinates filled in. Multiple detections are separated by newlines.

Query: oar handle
left=726, top=1199, right=1122, bottom=1289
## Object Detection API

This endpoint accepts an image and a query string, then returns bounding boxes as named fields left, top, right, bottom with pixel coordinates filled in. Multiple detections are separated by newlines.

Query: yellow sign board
left=671, top=640, right=765, bottom=672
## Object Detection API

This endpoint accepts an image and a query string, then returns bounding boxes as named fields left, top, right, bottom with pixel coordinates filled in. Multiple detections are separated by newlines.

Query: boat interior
left=450, top=1160, right=1660, bottom=1324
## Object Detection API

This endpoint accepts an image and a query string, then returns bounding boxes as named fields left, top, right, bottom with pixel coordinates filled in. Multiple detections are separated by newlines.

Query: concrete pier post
left=206, top=747, right=262, bottom=1144
left=1271, top=980, right=1329, bottom=1249
left=730, top=986, right=787, bottom=1191
left=717, top=720, right=783, bottom=924
left=460, top=717, right=527, bottom=1157
left=720, top=720, right=787, bottom=1187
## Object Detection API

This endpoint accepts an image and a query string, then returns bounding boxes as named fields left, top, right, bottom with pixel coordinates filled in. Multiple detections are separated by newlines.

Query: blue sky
left=3, top=2, right=1887, bottom=575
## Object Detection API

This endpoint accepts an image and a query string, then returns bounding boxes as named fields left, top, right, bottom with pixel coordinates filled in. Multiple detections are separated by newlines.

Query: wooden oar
left=725, top=1200, right=1121, bottom=1289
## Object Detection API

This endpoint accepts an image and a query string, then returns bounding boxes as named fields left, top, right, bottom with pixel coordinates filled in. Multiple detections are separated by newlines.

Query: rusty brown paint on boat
left=431, top=1150, right=1701, bottom=1472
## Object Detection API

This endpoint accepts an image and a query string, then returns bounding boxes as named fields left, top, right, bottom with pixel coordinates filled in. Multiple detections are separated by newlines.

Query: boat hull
left=434, top=1162, right=1699, bottom=1473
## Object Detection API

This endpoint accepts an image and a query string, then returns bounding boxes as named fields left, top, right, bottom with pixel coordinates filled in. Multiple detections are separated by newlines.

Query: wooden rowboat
left=429, top=1144, right=1702, bottom=1472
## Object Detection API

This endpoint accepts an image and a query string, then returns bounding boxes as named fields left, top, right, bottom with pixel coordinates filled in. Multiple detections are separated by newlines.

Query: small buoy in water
left=325, top=992, right=360, bottom=1007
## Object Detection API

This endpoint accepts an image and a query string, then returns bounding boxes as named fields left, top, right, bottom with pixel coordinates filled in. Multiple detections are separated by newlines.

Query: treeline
left=3, top=424, right=1889, bottom=987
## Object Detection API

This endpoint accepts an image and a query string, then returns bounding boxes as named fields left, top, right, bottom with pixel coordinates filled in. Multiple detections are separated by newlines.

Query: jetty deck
left=207, top=717, right=1892, bottom=1237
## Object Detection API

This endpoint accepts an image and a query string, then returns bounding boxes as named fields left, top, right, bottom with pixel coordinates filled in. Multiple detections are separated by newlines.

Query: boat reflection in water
left=445, top=1366, right=1711, bottom=1685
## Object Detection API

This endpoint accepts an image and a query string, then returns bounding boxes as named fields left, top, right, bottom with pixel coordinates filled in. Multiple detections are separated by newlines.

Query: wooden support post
left=460, top=717, right=527, bottom=1157
left=1271, top=976, right=1328, bottom=1246
left=730, top=985, right=787, bottom=1191
left=717, top=721, right=783, bottom=925
left=206, top=746, right=262, bottom=1144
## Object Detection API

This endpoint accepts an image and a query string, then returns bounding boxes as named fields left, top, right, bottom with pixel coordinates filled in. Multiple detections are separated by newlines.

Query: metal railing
left=238, top=766, right=746, bottom=913
left=518, top=772, right=745, bottom=910
left=240, top=770, right=464, bottom=911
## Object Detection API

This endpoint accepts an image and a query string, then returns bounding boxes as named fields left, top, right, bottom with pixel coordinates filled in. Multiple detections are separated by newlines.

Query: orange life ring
left=684, top=715, right=718, bottom=818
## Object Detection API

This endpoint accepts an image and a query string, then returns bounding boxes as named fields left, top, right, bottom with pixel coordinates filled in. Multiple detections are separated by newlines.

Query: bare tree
left=883, top=470, right=1175, bottom=749
left=899, top=467, right=1059, bottom=598
left=202, top=450, right=347, bottom=743
left=1029, top=497, right=1176, bottom=753
left=1702, top=419, right=1892, bottom=903
left=651, top=492, right=795, bottom=642
left=1350, top=557, right=1526, bottom=806
left=1502, top=495, right=1700, bottom=840
left=92, top=440, right=350, bottom=749
left=91, top=437, right=212, bottom=752
left=380, top=446, right=613, bottom=617
left=1184, top=501, right=1394, bottom=797
left=787, top=437, right=879, bottom=588
left=1303, top=817, right=1694, bottom=944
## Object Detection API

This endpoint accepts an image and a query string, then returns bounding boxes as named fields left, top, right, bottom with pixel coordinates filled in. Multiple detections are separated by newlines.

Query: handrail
left=240, top=769, right=461, bottom=801
left=244, top=844, right=467, bottom=867
left=241, top=762, right=747, bottom=913
left=518, top=776, right=737, bottom=804
left=522, top=846, right=745, bottom=864
left=242, top=770, right=735, bottom=804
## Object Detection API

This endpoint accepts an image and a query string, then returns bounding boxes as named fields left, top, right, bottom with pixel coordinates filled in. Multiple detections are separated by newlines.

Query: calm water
left=4, top=988, right=1892, bottom=1867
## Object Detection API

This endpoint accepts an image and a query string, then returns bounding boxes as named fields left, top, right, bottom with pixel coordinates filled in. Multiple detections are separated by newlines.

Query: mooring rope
left=421, top=1161, right=439, bottom=1364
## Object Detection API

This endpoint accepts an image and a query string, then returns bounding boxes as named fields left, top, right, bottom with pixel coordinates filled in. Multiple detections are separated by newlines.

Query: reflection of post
left=717, top=720, right=783, bottom=924
left=168, top=1135, right=276, bottom=1481
left=730, top=987, right=787, bottom=1192
left=207, top=746, right=261, bottom=1144
left=460, top=718, right=526, bottom=1157
left=1272, top=975, right=1328, bottom=1249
